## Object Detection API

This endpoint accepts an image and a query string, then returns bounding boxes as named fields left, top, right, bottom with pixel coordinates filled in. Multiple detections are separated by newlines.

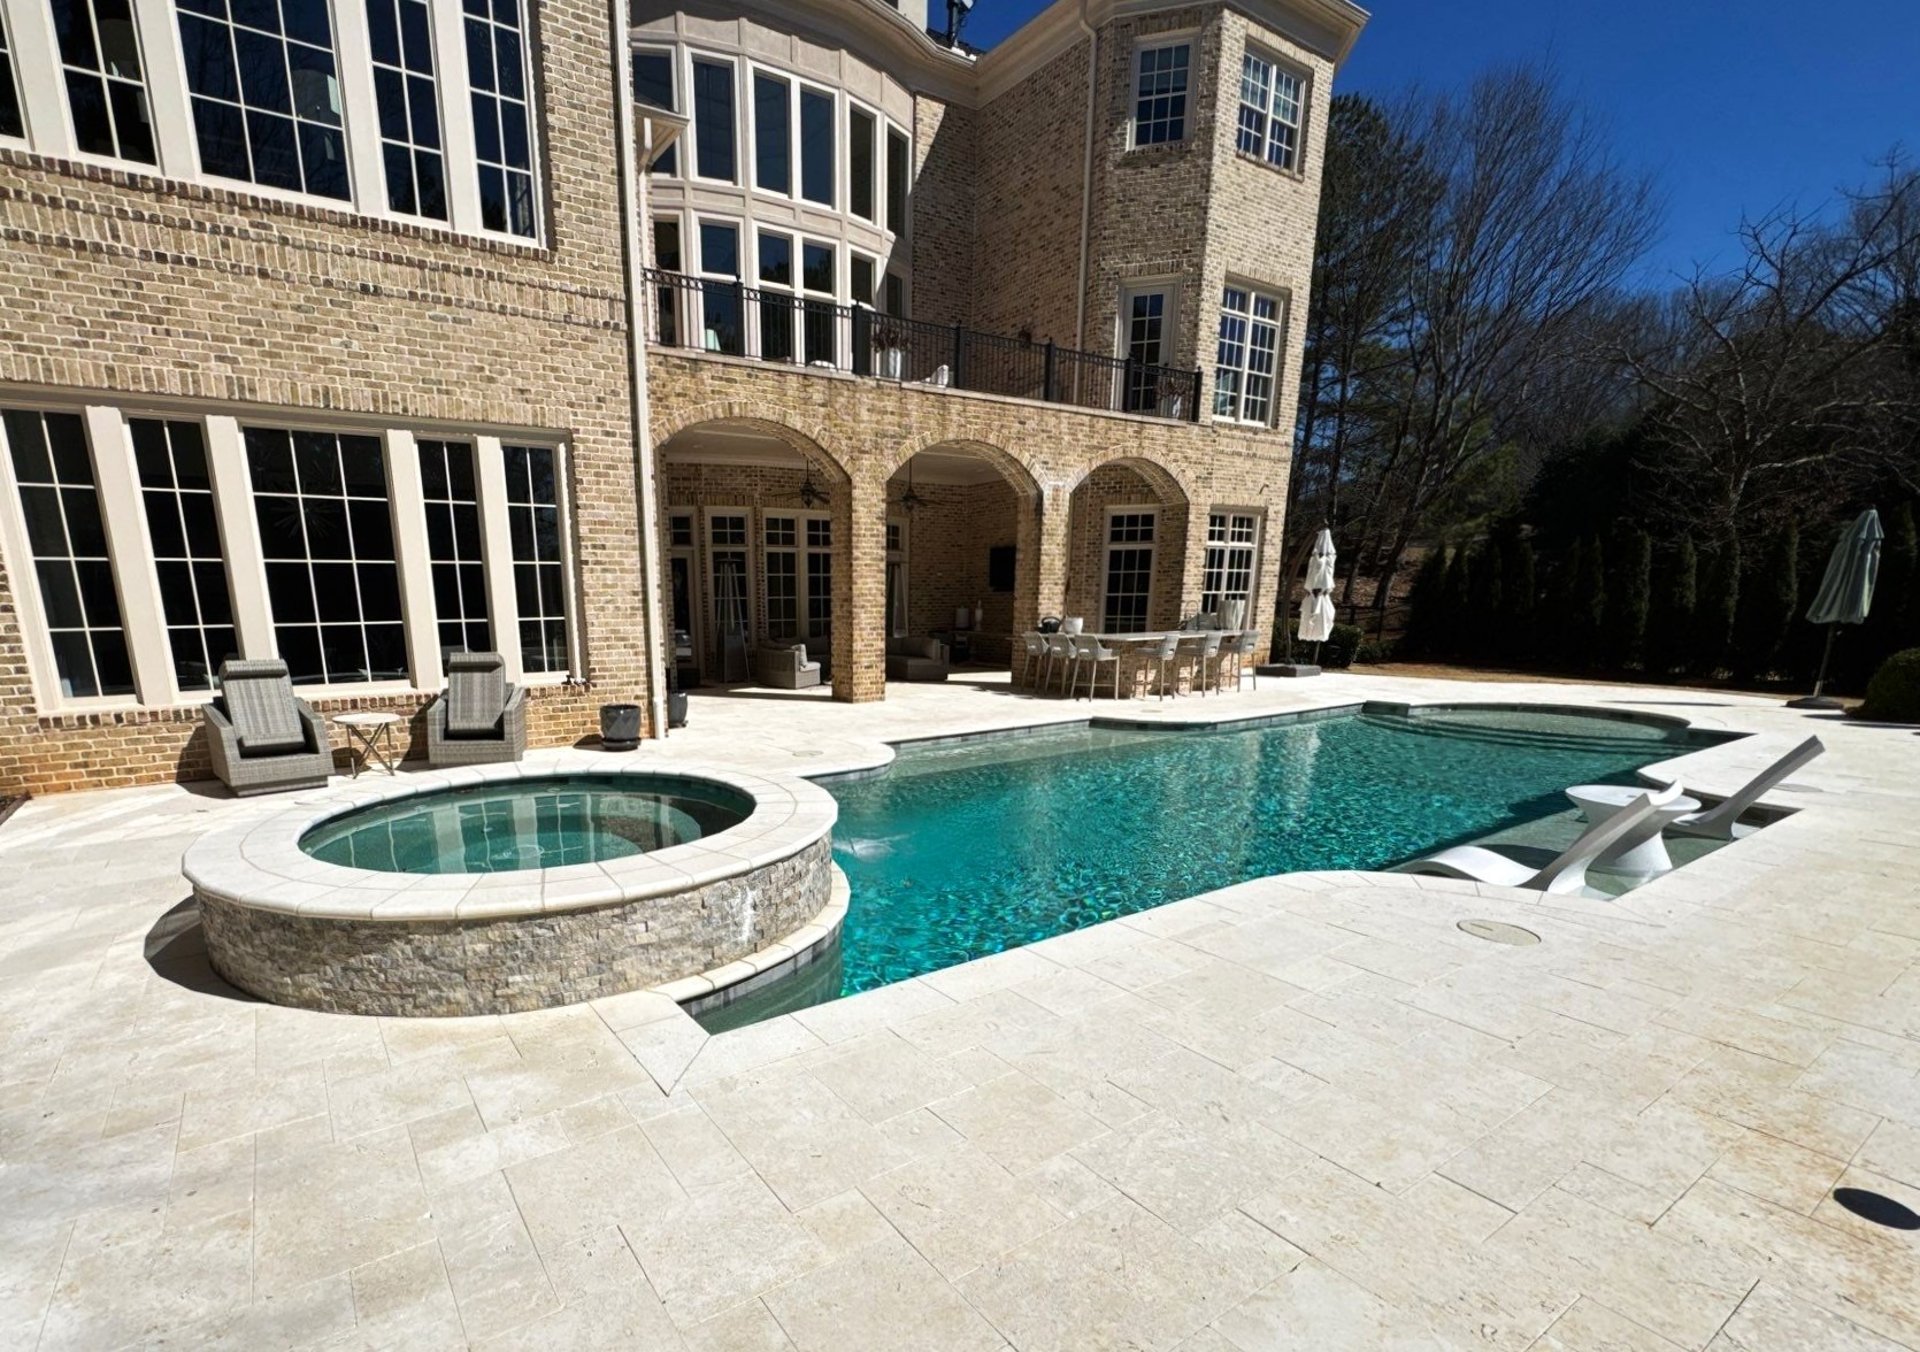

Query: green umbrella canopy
left=1805, top=509, right=1883, bottom=626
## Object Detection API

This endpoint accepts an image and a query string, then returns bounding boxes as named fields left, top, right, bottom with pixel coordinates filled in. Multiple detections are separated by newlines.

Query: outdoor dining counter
left=1023, top=628, right=1257, bottom=697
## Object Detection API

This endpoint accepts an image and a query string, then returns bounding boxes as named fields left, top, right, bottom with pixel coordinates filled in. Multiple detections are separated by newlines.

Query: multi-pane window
left=757, top=230, right=795, bottom=363
left=752, top=70, right=789, bottom=194
left=418, top=439, right=490, bottom=656
left=763, top=514, right=797, bottom=639
left=367, top=0, right=445, bottom=219
left=805, top=516, right=832, bottom=640
left=132, top=418, right=238, bottom=692
left=1122, top=289, right=1169, bottom=414
left=698, top=219, right=742, bottom=355
left=1102, top=511, right=1156, bottom=633
left=176, top=0, right=350, bottom=199
left=503, top=444, right=568, bottom=674
left=50, top=0, right=156, bottom=163
left=690, top=56, right=734, bottom=183
left=1132, top=43, right=1189, bottom=146
left=885, top=518, right=906, bottom=636
left=3, top=410, right=133, bottom=698
left=802, top=240, right=835, bottom=366
left=1214, top=285, right=1281, bottom=424
left=1236, top=51, right=1302, bottom=171
left=848, top=105, right=875, bottom=221
left=885, top=125, right=908, bottom=234
left=247, top=428, right=404, bottom=684
left=631, top=47, right=676, bottom=174
left=1201, top=512, right=1259, bottom=619
left=464, top=0, right=536, bottom=236
left=798, top=85, right=832, bottom=206
left=707, top=511, right=749, bottom=661
left=764, top=514, right=830, bottom=642
left=0, top=13, right=24, bottom=140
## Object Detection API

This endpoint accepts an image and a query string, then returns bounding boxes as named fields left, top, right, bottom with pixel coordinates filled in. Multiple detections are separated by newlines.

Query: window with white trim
left=706, top=510, right=749, bottom=662
left=366, top=0, right=446, bottom=220
left=801, top=239, right=836, bottom=366
left=176, top=0, right=350, bottom=200
left=418, top=438, right=490, bottom=656
left=885, top=517, right=907, bottom=636
left=689, top=55, right=734, bottom=183
left=847, top=103, right=875, bottom=222
left=697, top=218, right=742, bottom=355
left=652, top=216, right=682, bottom=345
left=1132, top=42, right=1189, bottom=146
left=132, top=418, right=238, bottom=692
left=1120, top=286, right=1173, bottom=414
left=3, top=409, right=134, bottom=698
left=246, top=427, right=404, bottom=685
left=1214, top=285, right=1281, bottom=425
left=50, top=0, right=157, bottom=164
left=631, top=46, right=676, bottom=174
left=751, top=68, right=790, bottom=195
left=503, top=444, right=568, bottom=674
left=0, top=12, right=24, bottom=140
left=464, top=0, right=537, bottom=236
left=755, top=228, right=796, bottom=363
left=1101, top=509, right=1156, bottom=633
left=1236, top=50, right=1302, bottom=171
left=885, top=124, right=908, bottom=234
left=763, top=514, right=831, bottom=644
left=798, top=83, right=832, bottom=206
left=1200, top=512, right=1259, bottom=618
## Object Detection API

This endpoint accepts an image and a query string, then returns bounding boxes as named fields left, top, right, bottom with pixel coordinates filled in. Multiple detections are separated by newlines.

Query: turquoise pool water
left=700, top=705, right=1730, bottom=1029
left=300, top=774, right=752, bottom=874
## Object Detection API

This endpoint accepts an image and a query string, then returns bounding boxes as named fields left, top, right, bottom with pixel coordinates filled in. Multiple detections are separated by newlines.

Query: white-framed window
left=1118, top=283, right=1177, bottom=414
left=652, top=215, right=684, bottom=345
left=1101, top=508, right=1156, bottom=633
left=502, top=443, right=570, bottom=675
left=885, top=122, right=909, bottom=235
left=1201, top=511, right=1259, bottom=619
left=755, top=226, right=797, bottom=363
left=705, top=507, right=750, bottom=667
left=464, top=0, right=538, bottom=237
left=798, top=81, right=833, bottom=206
left=418, top=438, right=490, bottom=657
left=849, top=250, right=877, bottom=308
left=246, top=426, right=405, bottom=685
left=0, top=9, right=25, bottom=142
left=750, top=66, right=790, bottom=196
left=1132, top=42, right=1189, bottom=146
left=631, top=45, right=677, bottom=175
left=696, top=216, right=743, bottom=355
left=883, top=270, right=906, bottom=318
left=800, top=238, right=837, bottom=366
left=847, top=101, right=876, bottom=223
left=131, top=417, right=237, bottom=693
left=1236, top=50, right=1302, bottom=171
left=1, top=408, right=136, bottom=699
left=1214, top=284, right=1282, bottom=425
left=689, top=53, right=735, bottom=184
left=49, top=0, right=157, bottom=164
left=176, top=0, right=351, bottom=200
left=366, top=0, right=447, bottom=220
left=885, top=516, right=907, bottom=636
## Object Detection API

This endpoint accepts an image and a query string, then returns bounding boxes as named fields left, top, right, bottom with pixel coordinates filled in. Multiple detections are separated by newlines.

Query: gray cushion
left=220, top=660, right=306, bottom=753
left=446, top=652, right=507, bottom=735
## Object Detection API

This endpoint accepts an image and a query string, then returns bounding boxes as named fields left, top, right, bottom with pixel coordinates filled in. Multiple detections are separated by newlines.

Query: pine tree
left=1441, top=546, right=1476, bottom=661
left=1864, top=502, right=1918, bottom=672
left=1571, top=534, right=1608, bottom=668
left=1608, top=529, right=1652, bottom=668
left=1697, top=538, right=1741, bottom=676
left=1403, top=547, right=1450, bottom=658
left=1653, top=537, right=1697, bottom=674
left=1469, top=541, right=1504, bottom=662
left=1734, top=524, right=1798, bottom=679
left=1507, top=535, right=1538, bottom=665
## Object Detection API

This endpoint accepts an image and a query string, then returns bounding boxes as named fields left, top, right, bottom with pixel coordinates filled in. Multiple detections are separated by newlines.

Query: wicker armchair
left=203, top=659, right=334, bottom=796
left=757, top=641, right=823, bottom=689
left=426, top=652, right=527, bottom=766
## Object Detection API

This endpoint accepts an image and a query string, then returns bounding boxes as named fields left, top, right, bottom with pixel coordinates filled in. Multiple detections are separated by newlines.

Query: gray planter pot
left=599, top=703, right=642, bottom=751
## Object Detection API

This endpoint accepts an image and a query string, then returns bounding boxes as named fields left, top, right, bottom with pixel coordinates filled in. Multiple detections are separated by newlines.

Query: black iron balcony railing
left=643, top=267, right=1202, bottom=422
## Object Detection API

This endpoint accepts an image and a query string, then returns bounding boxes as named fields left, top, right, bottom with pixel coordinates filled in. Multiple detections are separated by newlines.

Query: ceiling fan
left=894, top=459, right=935, bottom=515
left=774, top=467, right=830, bottom=509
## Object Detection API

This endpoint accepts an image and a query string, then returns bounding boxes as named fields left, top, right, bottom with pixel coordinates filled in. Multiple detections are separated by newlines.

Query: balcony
left=644, top=269, right=1203, bottom=422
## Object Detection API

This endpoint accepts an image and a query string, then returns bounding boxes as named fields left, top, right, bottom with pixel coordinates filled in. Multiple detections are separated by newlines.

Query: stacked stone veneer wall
left=0, top=0, right=648, bottom=797
left=198, top=834, right=833, bottom=1016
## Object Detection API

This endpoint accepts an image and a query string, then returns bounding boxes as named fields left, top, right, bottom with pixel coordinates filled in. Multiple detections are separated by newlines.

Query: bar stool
left=1019, top=632, right=1047, bottom=687
left=1043, top=633, right=1077, bottom=695
left=1149, top=634, right=1181, bottom=700
left=1194, top=632, right=1224, bottom=695
left=1070, top=634, right=1121, bottom=700
left=1224, top=630, right=1261, bottom=691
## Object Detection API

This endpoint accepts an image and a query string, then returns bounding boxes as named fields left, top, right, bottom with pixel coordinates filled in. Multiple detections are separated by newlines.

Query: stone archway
left=1063, top=454, right=1194, bottom=634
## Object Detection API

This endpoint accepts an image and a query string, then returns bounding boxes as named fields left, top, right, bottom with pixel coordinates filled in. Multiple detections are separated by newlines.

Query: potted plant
left=870, top=316, right=908, bottom=379
left=599, top=702, right=642, bottom=751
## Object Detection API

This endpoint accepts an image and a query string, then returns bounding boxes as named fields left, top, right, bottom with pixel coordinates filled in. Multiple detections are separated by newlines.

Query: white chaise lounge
left=1391, top=783, right=1680, bottom=896
left=1566, top=734, right=1825, bottom=843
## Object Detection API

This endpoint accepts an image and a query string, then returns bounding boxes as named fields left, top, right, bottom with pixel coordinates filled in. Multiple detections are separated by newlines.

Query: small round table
left=1565, top=784, right=1702, bottom=880
left=331, top=711, right=403, bottom=778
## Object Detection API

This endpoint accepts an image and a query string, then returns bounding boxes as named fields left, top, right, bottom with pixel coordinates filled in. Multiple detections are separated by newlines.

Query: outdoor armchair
left=203, top=659, right=334, bottom=796
left=427, top=652, right=527, bottom=766
left=757, top=641, right=823, bottom=689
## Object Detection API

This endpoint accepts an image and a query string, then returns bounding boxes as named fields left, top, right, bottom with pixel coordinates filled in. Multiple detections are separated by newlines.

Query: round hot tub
left=185, top=763, right=839, bottom=1017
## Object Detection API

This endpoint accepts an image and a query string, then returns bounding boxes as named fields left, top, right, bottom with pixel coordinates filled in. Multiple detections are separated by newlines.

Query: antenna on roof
left=944, top=0, right=974, bottom=48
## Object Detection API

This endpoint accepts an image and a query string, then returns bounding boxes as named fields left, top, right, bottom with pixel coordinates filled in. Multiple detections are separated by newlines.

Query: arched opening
left=883, top=441, right=1041, bottom=682
left=1064, top=456, right=1191, bottom=634
left=655, top=418, right=852, bottom=696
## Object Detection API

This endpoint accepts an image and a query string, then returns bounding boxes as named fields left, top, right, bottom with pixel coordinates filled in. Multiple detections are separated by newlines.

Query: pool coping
left=651, top=865, right=852, bottom=1013
left=181, top=758, right=838, bottom=922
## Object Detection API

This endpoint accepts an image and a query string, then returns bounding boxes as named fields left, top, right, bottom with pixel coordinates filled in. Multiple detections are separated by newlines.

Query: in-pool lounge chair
left=1392, top=783, right=1680, bottom=896
left=426, top=652, right=526, bottom=766
left=1665, top=734, right=1823, bottom=839
left=204, top=659, right=334, bottom=796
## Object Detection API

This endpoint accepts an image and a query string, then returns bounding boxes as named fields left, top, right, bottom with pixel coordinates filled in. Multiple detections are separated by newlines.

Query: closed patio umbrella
left=1298, top=528, right=1337, bottom=655
left=1789, top=508, right=1882, bottom=709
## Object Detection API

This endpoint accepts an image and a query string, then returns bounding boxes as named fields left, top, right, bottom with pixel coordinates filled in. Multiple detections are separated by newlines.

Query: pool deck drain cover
left=1458, top=919, right=1541, bottom=946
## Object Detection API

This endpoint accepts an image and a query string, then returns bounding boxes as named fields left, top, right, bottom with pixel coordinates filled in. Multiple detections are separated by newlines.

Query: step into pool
left=697, top=705, right=1736, bottom=1030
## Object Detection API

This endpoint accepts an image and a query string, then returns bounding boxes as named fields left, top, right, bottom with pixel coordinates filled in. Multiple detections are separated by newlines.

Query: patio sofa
left=203, top=659, right=335, bottom=796
left=886, top=636, right=950, bottom=682
left=758, top=641, right=823, bottom=689
left=426, top=651, right=526, bottom=765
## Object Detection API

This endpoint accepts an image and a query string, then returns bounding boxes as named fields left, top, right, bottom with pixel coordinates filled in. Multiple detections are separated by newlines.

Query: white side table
left=1566, top=784, right=1702, bottom=880
left=332, top=711, right=404, bottom=778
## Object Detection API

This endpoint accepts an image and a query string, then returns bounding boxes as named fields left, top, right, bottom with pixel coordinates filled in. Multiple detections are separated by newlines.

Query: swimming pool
left=699, top=705, right=1731, bottom=1028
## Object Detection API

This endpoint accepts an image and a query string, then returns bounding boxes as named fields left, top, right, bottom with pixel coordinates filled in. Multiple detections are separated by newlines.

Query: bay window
left=848, top=104, right=875, bottom=222
left=631, top=47, right=676, bottom=174
left=752, top=69, right=790, bottom=194
left=690, top=56, right=734, bottom=183
left=798, top=84, right=832, bottom=206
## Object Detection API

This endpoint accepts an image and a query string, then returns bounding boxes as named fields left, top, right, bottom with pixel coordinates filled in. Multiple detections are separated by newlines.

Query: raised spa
left=299, top=774, right=754, bottom=874
left=184, top=764, right=839, bottom=1017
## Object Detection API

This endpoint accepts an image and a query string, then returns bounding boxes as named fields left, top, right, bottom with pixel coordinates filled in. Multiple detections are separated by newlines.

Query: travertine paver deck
left=2, top=672, right=1917, bottom=1350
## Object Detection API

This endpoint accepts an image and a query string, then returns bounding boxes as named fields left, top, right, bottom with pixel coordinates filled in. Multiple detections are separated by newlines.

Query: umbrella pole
left=1787, top=625, right=1843, bottom=710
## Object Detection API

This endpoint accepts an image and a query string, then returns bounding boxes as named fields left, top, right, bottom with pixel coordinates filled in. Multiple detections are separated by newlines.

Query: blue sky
left=959, top=0, right=1920, bottom=283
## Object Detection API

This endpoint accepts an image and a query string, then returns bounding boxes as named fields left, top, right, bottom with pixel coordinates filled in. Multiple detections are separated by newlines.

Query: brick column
left=832, top=471, right=888, bottom=702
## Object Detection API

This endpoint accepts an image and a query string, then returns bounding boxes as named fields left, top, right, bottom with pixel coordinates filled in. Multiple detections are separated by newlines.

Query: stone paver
left=1, top=672, right=1917, bottom=1349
